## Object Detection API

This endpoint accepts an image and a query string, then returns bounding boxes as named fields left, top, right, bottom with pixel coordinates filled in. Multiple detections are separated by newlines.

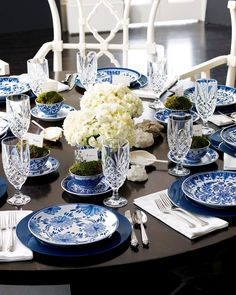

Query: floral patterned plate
left=184, top=85, right=236, bottom=107
left=28, top=157, right=59, bottom=177
left=182, top=171, right=236, bottom=208
left=28, top=203, right=119, bottom=246
left=97, top=67, right=141, bottom=85
left=31, top=104, right=75, bottom=121
left=0, top=76, right=30, bottom=100
left=61, top=175, right=111, bottom=196
left=154, top=109, right=199, bottom=125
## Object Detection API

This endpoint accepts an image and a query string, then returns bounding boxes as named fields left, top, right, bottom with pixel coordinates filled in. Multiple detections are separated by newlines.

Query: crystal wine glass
left=2, top=137, right=30, bottom=207
left=102, top=138, right=129, bottom=208
left=27, top=58, right=49, bottom=96
left=195, top=78, right=218, bottom=135
left=6, top=94, right=31, bottom=139
left=167, top=113, right=193, bottom=177
left=76, top=51, right=97, bottom=90
left=148, top=56, right=167, bottom=110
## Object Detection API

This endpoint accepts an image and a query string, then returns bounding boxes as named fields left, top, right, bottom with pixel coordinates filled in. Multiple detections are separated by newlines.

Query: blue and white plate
left=154, top=109, right=199, bottom=125
left=167, top=148, right=219, bottom=167
left=182, top=171, right=236, bottom=208
left=28, top=157, right=59, bottom=177
left=31, top=104, right=76, bottom=121
left=210, top=129, right=236, bottom=157
left=61, top=175, right=111, bottom=196
left=0, top=76, right=30, bottom=101
left=0, top=112, right=9, bottom=137
left=184, top=85, right=236, bottom=107
left=168, top=177, right=236, bottom=218
left=28, top=203, right=119, bottom=246
left=220, top=124, right=236, bottom=149
left=97, top=67, right=141, bottom=85
left=17, top=210, right=131, bottom=258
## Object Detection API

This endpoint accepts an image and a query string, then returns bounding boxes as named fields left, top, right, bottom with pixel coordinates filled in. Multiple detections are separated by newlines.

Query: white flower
left=80, top=83, right=143, bottom=118
left=63, top=104, right=135, bottom=150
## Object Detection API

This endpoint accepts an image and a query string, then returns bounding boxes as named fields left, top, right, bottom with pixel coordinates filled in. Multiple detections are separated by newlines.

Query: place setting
left=15, top=203, right=132, bottom=259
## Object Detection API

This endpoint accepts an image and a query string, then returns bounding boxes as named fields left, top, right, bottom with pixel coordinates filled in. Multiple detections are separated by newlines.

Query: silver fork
left=7, top=212, right=17, bottom=252
left=155, top=198, right=196, bottom=228
left=159, top=192, right=208, bottom=226
left=0, top=215, right=6, bottom=251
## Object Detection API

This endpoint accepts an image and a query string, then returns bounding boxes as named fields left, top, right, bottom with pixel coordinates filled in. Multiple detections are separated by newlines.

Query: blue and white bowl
left=185, top=143, right=210, bottom=163
left=30, top=151, right=50, bottom=172
left=69, top=170, right=103, bottom=188
left=35, top=98, right=64, bottom=116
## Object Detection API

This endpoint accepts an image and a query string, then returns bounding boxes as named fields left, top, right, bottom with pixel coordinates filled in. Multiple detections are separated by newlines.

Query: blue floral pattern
left=28, top=203, right=119, bottom=246
left=182, top=171, right=236, bottom=208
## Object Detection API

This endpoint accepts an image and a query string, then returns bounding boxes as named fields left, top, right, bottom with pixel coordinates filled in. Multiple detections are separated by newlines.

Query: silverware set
left=125, top=209, right=149, bottom=248
left=0, top=211, right=17, bottom=252
left=155, top=192, right=208, bottom=228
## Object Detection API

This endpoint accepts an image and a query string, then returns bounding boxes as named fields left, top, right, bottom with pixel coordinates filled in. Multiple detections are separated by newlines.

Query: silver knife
left=124, top=210, right=139, bottom=247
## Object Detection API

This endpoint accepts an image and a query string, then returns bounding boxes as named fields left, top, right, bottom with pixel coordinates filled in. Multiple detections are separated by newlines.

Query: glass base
left=202, top=126, right=215, bottom=135
left=168, top=166, right=190, bottom=177
left=7, top=193, right=31, bottom=206
left=103, top=196, right=128, bottom=208
left=149, top=100, right=164, bottom=110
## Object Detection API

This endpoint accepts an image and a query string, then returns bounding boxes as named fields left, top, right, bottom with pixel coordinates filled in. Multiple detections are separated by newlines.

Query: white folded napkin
left=133, top=190, right=229, bottom=239
left=132, top=76, right=178, bottom=99
left=19, top=74, right=69, bottom=93
left=224, top=153, right=236, bottom=170
left=0, top=210, right=33, bottom=262
left=208, top=114, right=233, bottom=126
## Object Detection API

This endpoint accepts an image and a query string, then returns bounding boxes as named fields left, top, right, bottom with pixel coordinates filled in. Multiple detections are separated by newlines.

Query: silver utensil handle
left=130, top=226, right=139, bottom=247
left=173, top=208, right=208, bottom=226
left=171, top=211, right=196, bottom=228
left=140, top=223, right=149, bottom=245
left=8, top=229, right=15, bottom=252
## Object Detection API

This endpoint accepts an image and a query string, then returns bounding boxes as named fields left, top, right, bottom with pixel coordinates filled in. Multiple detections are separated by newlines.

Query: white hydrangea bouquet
left=80, top=83, right=143, bottom=118
left=63, top=102, right=135, bottom=150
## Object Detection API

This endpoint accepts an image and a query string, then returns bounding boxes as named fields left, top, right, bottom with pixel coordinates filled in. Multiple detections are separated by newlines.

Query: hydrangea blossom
left=63, top=103, right=135, bottom=150
left=80, top=83, right=143, bottom=118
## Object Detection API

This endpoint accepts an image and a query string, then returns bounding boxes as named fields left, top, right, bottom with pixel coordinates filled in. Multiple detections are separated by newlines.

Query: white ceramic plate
left=28, top=203, right=119, bottom=246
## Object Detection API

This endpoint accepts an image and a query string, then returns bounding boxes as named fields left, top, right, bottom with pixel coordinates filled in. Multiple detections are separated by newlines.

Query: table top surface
left=0, top=73, right=235, bottom=285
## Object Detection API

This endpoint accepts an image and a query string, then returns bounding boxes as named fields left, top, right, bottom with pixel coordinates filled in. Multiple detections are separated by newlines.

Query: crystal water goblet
left=76, top=51, right=97, bottom=90
left=167, top=113, right=193, bottom=177
left=148, top=57, right=167, bottom=110
left=2, top=137, right=30, bottom=207
left=195, top=78, right=218, bottom=135
left=6, top=94, right=31, bottom=139
left=102, top=138, right=129, bottom=208
left=27, top=57, right=49, bottom=96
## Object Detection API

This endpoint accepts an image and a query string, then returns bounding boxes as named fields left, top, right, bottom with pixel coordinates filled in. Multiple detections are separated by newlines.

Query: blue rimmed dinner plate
left=28, top=157, right=59, bottom=177
left=220, top=124, right=236, bottom=149
left=0, top=76, right=30, bottom=101
left=182, top=171, right=236, bottom=209
left=61, top=175, right=111, bottom=196
left=16, top=209, right=131, bottom=258
left=168, top=177, right=236, bottom=218
left=76, top=73, right=147, bottom=89
left=184, top=85, right=236, bottom=107
left=28, top=203, right=119, bottom=246
left=167, top=148, right=219, bottom=167
left=31, top=104, right=76, bottom=121
left=154, top=109, right=199, bottom=125
left=97, top=67, right=141, bottom=85
left=210, top=129, right=236, bottom=157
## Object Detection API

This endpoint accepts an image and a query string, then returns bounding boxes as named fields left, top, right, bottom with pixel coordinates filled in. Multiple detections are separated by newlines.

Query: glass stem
left=112, top=188, right=119, bottom=200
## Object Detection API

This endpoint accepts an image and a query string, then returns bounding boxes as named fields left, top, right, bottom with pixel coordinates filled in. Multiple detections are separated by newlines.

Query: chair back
left=34, top=0, right=161, bottom=72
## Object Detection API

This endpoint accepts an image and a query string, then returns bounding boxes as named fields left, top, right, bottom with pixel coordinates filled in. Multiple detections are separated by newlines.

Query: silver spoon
left=134, top=209, right=149, bottom=246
